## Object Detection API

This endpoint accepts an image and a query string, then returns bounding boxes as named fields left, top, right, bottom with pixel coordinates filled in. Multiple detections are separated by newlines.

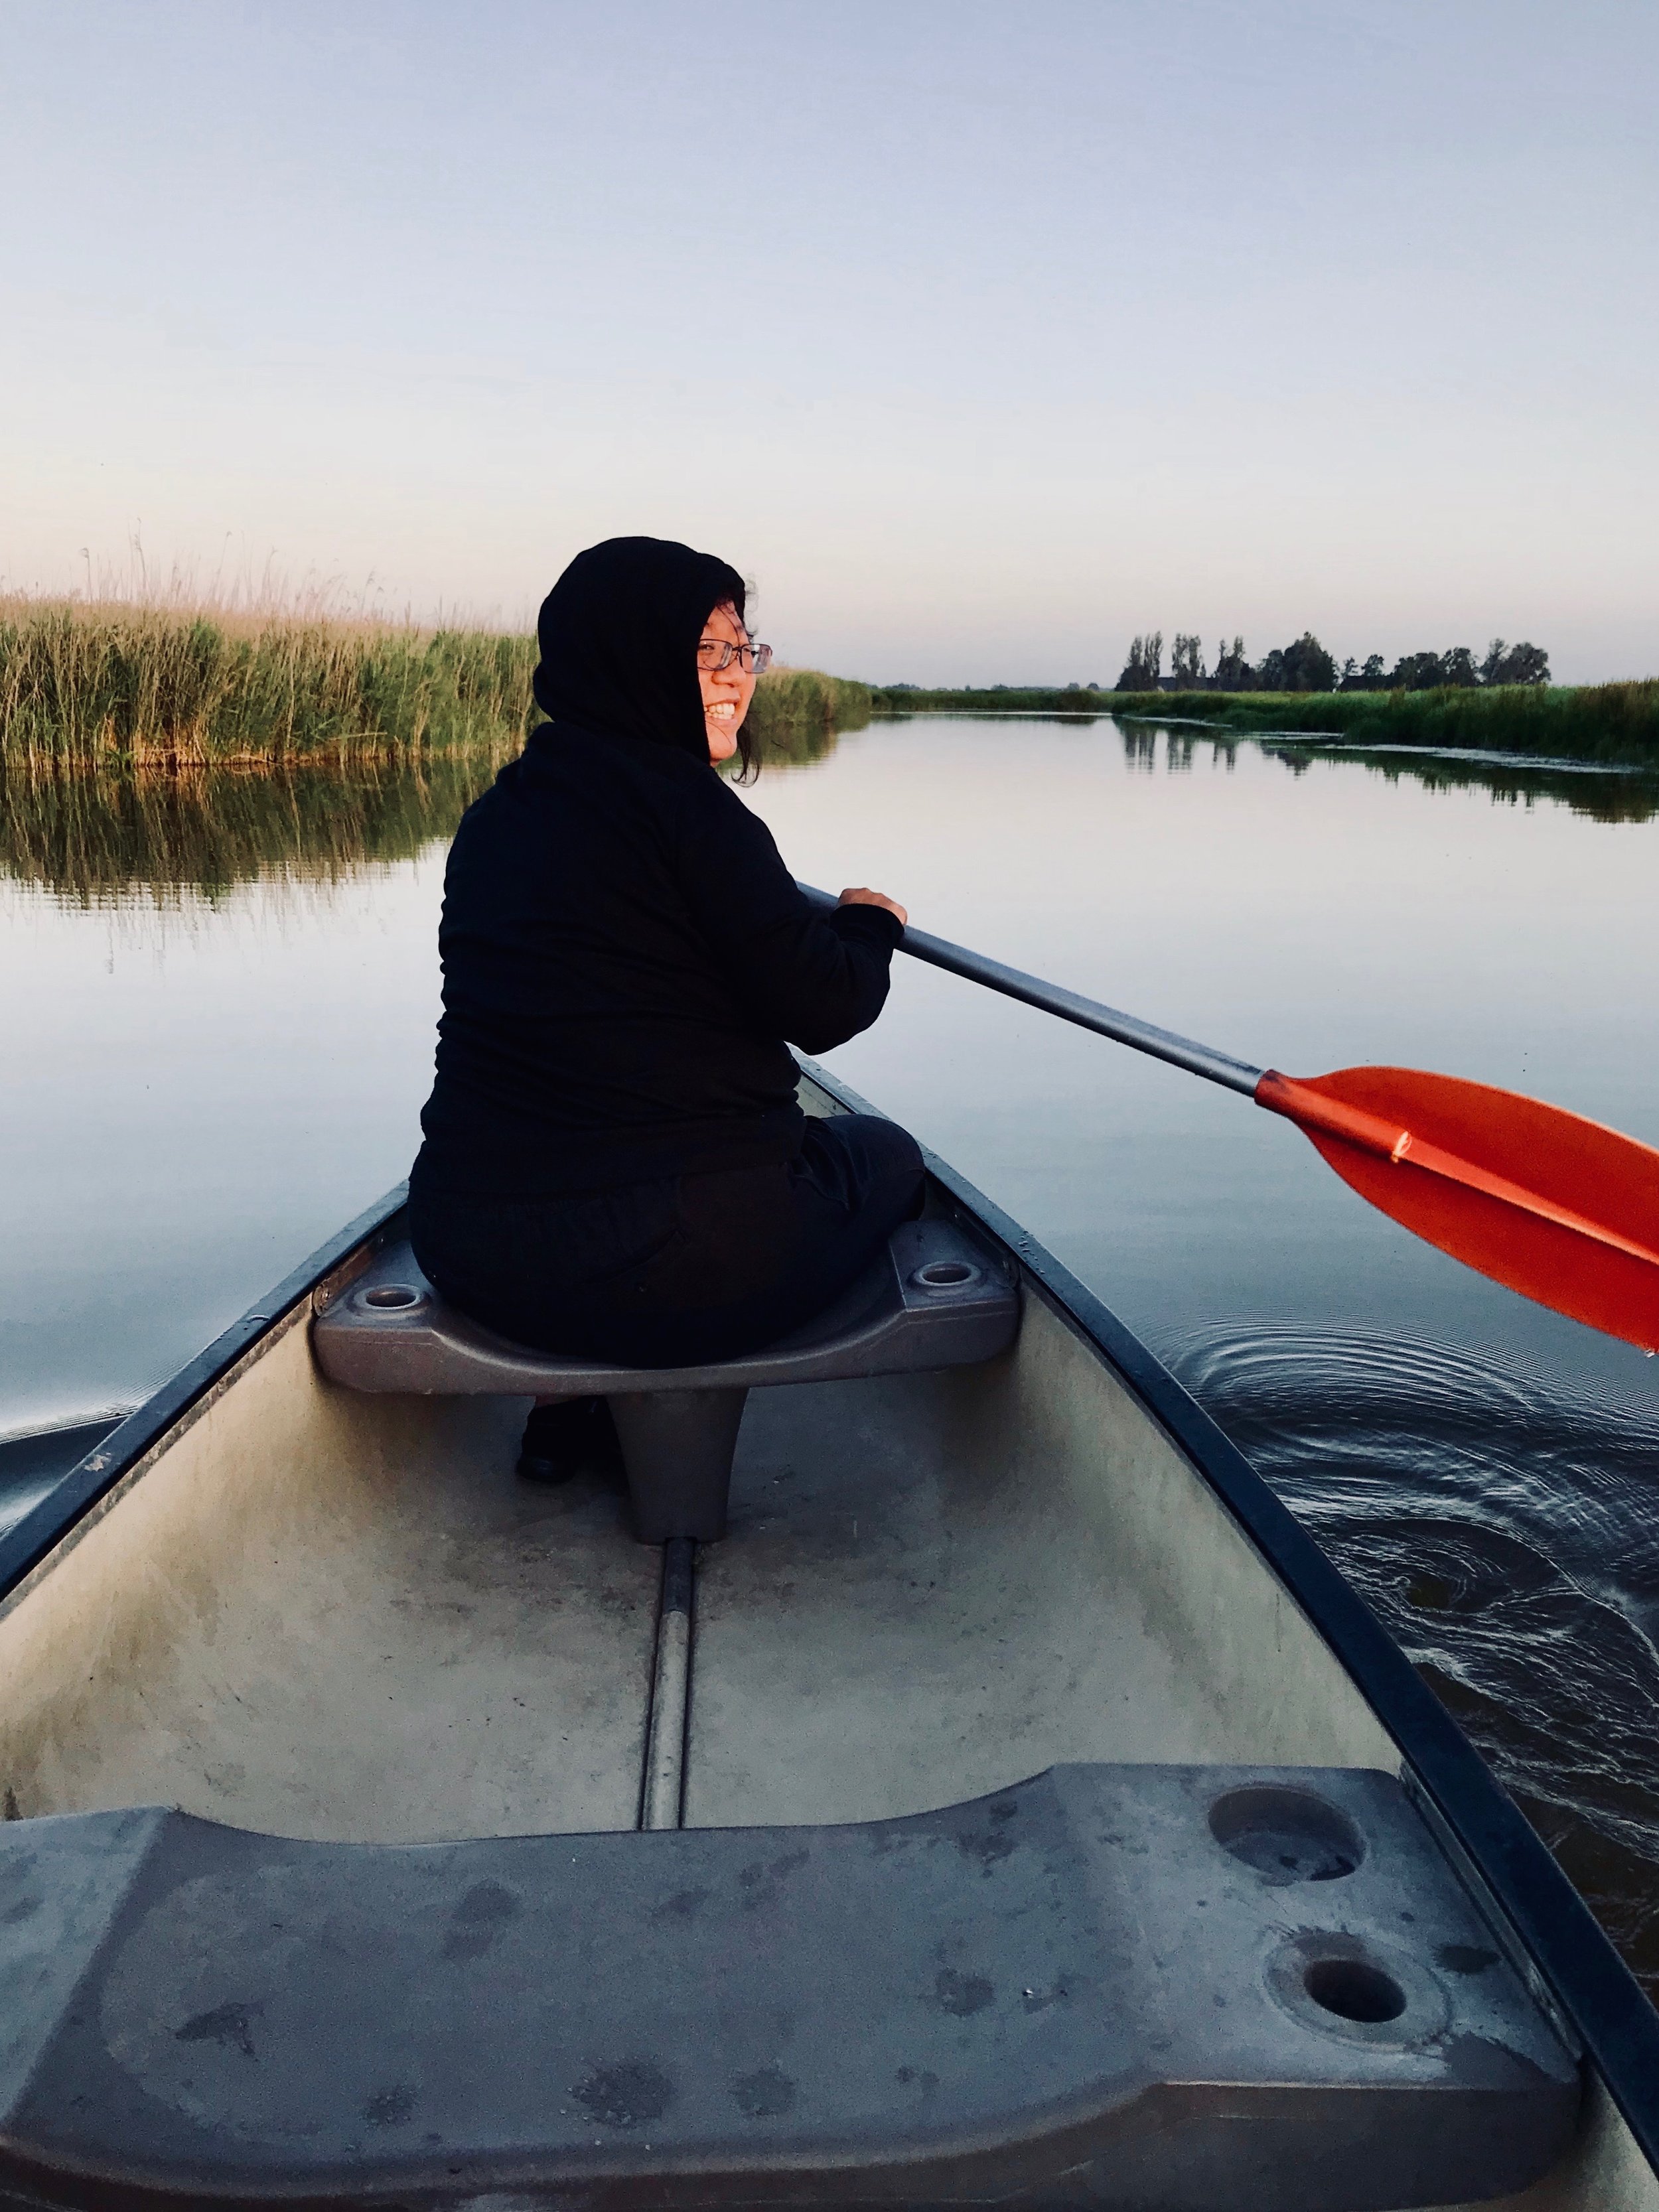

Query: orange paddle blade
left=1254, top=1066, right=1659, bottom=1352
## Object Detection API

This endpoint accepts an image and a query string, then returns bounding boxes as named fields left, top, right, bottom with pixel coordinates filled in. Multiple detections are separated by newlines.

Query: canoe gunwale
left=6, top=1070, right=1658, bottom=2178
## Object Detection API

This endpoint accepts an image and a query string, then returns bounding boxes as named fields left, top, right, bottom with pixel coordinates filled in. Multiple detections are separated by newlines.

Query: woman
left=408, top=535, right=923, bottom=1482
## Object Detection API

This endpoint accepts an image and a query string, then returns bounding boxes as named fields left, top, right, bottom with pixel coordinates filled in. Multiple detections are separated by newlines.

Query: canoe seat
left=312, top=1215, right=1019, bottom=1542
left=0, top=1765, right=1577, bottom=2211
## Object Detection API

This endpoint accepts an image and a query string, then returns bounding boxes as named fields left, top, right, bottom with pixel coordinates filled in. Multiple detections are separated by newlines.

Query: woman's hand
left=838, top=886, right=908, bottom=928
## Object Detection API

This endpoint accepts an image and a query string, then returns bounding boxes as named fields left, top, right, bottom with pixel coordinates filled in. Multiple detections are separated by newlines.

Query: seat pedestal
left=607, top=1387, right=748, bottom=1543
left=312, top=1213, right=1021, bottom=1549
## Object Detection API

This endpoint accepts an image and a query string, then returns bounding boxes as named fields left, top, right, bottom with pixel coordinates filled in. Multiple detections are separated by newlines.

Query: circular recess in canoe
left=1208, top=1785, right=1364, bottom=1884
left=911, top=1259, right=980, bottom=1289
left=1265, top=1933, right=1449, bottom=2047
left=1303, top=1956, right=1406, bottom=2024
left=358, top=1282, right=428, bottom=1312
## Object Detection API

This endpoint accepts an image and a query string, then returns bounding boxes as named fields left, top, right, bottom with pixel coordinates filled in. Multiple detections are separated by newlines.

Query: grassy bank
left=869, top=681, right=1659, bottom=765
left=0, top=598, right=869, bottom=768
left=870, top=686, right=1113, bottom=718
left=1112, top=682, right=1659, bottom=765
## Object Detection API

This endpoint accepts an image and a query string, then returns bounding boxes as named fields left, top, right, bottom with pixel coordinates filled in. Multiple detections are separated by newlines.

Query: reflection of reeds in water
left=0, top=752, right=515, bottom=904
left=745, top=668, right=872, bottom=768
left=1, top=671, right=871, bottom=901
left=1261, top=742, right=1659, bottom=825
left=1121, top=725, right=1659, bottom=825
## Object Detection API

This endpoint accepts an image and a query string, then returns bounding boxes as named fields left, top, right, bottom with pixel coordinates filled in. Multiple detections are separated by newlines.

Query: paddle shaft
left=799, top=885, right=1263, bottom=1096
left=800, top=880, right=1659, bottom=1351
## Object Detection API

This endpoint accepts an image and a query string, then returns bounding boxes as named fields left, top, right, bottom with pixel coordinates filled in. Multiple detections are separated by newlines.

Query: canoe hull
left=0, top=1064, right=1649, bottom=2207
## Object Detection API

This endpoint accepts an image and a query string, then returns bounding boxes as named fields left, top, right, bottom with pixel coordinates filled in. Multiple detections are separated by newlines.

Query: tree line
left=1113, top=631, right=1551, bottom=694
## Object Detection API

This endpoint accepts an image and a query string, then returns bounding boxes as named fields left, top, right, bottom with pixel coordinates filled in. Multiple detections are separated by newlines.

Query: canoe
left=0, top=1061, right=1655, bottom=2211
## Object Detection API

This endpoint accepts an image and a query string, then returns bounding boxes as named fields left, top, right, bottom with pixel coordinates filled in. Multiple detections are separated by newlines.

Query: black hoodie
left=414, top=537, right=901, bottom=1195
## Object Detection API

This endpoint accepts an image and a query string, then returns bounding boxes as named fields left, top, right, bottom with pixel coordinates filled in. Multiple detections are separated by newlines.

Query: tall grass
left=0, top=598, right=536, bottom=766
left=870, top=680, right=1659, bottom=766
left=0, top=596, right=871, bottom=769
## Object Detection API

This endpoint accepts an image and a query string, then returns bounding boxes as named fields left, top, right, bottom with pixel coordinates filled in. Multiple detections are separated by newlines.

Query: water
left=4, top=717, right=1658, bottom=1988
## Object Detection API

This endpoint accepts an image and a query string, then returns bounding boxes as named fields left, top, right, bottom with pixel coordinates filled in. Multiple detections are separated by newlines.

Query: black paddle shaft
left=799, top=884, right=1263, bottom=1097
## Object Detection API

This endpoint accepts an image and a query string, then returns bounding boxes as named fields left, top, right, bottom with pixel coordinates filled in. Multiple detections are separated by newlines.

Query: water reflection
left=0, top=751, right=513, bottom=903
left=1112, top=718, right=1659, bottom=824
left=1289, top=746, right=1659, bottom=827
left=7, top=718, right=1646, bottom=909
left=0, top=718, right=847, bottom=905
left=1167, top=1324, right=1659, bottom=1994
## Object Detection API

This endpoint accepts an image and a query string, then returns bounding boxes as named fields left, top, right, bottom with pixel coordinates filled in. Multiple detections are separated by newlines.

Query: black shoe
left=516, top=1397, right=626, bottom=1487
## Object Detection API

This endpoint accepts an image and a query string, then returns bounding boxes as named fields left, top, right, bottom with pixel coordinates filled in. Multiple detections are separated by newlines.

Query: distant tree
left=1212, top=636, right=1254, bottom=691
left=1439, top=646, right=1480, bottom=688
left=1115, top=630, right=1163, bottom=691
left=1169, top=632, right=1206, bottom=685
left=1254, top=633, right=1335, bottom=693
left=1386, top=650, right=1450, bottom=691
left=1480, top=638, right=1551, bottom=686
left=1339, top=654, right=1390, bottom=691
left=1279, top=632, right=1336, bottom=691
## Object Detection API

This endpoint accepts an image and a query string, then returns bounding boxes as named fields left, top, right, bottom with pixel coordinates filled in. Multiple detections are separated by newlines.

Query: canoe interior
left=0, top=1245, right=1405, bottom=1848
left=0, top=1078, right=1650, bottom=2209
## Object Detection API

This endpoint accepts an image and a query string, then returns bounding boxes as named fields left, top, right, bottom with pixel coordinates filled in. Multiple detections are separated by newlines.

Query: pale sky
left=3, top=0, right=1655, bottom=683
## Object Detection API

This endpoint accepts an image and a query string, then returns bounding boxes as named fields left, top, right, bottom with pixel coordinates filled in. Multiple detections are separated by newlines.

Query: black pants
left=407, top=1114, right=926, bottom=1369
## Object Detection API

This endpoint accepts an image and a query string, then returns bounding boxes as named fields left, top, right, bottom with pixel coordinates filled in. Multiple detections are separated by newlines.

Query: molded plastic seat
left=313, top=1217, right=1019, bottom=1541
left=0, top=1765, right=1577, bottom=2211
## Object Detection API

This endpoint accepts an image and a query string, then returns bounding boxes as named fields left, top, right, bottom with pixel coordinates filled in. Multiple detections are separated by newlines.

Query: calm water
left=4, top=717, right=1659, bottom=1986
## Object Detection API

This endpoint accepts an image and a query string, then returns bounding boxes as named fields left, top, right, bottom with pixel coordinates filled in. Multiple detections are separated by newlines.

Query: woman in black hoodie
left=407, top=536, right=923, bottom=1479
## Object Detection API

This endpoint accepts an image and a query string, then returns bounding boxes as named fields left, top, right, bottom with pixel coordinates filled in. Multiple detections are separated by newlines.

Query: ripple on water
left=1161, top=1324, right=1659, bottom=1996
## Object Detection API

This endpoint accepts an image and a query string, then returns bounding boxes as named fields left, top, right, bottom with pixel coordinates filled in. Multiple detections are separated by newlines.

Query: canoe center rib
left=640, top=1536, right=694, bottom=1830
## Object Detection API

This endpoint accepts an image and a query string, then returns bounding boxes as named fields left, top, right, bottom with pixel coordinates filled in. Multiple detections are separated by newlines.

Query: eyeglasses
left=696, top=638, right=773, bottom=673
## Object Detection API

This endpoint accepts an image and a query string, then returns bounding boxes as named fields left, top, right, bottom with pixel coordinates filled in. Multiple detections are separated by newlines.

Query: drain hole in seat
left=363, top=1284, right=425, bottom=1310
left=1208, top=1785, right=1364, bottom=1884
left=912, top=1261, right=977, bottom=1288
left=1303, top=1957, right=1406, bottom=2024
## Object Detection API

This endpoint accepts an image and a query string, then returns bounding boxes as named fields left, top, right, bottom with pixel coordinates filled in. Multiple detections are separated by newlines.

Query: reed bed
left=0, top=598, right=536, bottom=767
left=0, top=597, right=870, bottom=770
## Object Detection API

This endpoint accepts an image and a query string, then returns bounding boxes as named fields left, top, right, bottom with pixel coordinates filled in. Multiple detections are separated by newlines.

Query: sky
left=3, top=0, right=1655, bottom=684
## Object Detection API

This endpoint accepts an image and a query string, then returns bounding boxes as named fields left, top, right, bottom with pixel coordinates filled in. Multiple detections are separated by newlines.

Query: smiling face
left=698, top=600, right=756, bottom=764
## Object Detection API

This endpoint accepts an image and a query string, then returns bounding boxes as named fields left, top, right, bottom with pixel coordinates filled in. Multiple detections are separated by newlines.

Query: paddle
left=800, top=886, right=1659, bottom=1354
